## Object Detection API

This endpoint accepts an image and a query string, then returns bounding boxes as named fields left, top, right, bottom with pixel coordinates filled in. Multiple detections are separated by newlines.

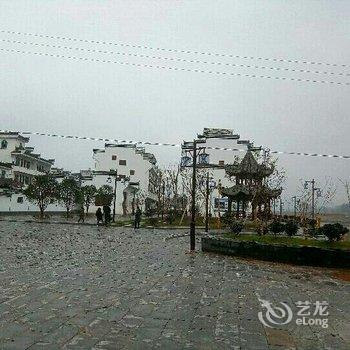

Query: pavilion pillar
left=228, top=198, right=232, bottom=214
left=236, top=200, right=240, bottom=219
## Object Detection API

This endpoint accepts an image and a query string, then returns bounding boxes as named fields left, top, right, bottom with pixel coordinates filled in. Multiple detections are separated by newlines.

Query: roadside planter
left=201, top=236, right=350, bottom=268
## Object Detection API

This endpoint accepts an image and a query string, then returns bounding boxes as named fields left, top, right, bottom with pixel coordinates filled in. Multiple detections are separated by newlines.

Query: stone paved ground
left=0, top=222, right=349, bottom=349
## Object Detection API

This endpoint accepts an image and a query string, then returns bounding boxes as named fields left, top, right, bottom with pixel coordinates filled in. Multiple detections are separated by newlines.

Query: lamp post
left=113, top=171, right=118, bottom=222
left=190, top=140, right=198, bottom=251
left=181, top=133, right=240, bottom=251
left=205, top=172, right=209, bottom=233
left=304, top=179, right=321, bottom=220
left=181, top=139, right=206, bottom=251
left=205, top=173, right=216, bottom=233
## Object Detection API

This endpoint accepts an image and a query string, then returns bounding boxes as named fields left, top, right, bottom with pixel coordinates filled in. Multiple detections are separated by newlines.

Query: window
left=17, top=197, right=23, bottom=204
left=112, top=155, right=117, bottom=160
left=198, top=153, right=209, bottom=165
left=214, top=198, right=228, bottom=210
left=1, top=140, right=8, bottom=149
left=130, top=170, right=135, bottom=175
left=218, top=160, right=225, bottom=166
left=119, top=160, right=127, bottom=166
left=1, top=170, right=5, bottom=178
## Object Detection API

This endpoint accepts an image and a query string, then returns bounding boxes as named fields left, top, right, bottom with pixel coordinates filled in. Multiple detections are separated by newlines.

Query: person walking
left=96, top=207, right=103, bottom=225
left=134, top=206, right=142, bottom=229
left=78, top=206, right=85, bottom=223
left=103, top=205, right=111, bottom=226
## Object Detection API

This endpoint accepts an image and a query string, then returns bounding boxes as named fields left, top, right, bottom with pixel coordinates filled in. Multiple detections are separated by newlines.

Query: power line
left=1, top=29, right=348, bottom=69
left=1, top=130, right=349, bottom=160
left=2, top=39, right=348, bottom=78
left=1, top=48, right=349, bottom=86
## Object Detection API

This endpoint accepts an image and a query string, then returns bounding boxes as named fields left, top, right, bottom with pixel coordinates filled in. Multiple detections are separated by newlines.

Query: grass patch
left=142, top=216, right=218, bottom=228
left=223, top=233, right=350, bottom=251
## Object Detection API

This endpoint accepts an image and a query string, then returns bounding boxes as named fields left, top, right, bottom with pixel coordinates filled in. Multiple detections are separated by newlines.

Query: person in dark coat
left=78, top=206, right=85, bottom=223
left=134, top=206, right=142, bottom=229
left=96, top=208, right=103, bottom=225
left=103, top=205, right=111, bottom=226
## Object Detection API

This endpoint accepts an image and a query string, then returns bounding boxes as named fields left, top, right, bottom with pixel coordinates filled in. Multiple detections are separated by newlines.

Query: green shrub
left=319, top=223, right=349, bottom=242
left=255, top=221, right=268, bottom=236
left=230, top=221, right=244, bottom=235
left=145, top=207, right=157, bottom=217
left=308, top=218, right=317, bottom=229
left=285, top=220, right=299, bottom=237
left=269, top=220, right=285, bottom=236
left=244, top=221, right=259, bottom=231
left=147, top=217, right=159, bottom=226
left=222, top=214, right=243, bottom=235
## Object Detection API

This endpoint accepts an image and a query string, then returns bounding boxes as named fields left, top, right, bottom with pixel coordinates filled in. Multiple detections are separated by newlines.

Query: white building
left=87, top=143, right=158, bottom=215
left=0, top=132, right=61, bottom=213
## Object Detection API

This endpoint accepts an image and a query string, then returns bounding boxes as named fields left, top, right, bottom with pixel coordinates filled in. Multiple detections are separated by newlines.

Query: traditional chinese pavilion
left=221, top=150, right=282, bottom=219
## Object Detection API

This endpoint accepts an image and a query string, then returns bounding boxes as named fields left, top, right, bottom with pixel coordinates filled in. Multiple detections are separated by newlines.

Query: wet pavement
left=0, top=221, right=349, bottom=349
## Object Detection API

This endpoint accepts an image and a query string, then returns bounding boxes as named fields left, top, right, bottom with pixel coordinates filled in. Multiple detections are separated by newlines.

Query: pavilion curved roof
left=221, top=184, right=282, bottom=199
left=225, top=151, right=273, bottom=177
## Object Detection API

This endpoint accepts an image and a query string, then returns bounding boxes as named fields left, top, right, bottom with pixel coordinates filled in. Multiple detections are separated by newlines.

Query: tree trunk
left=39, top=200, right=44, bottom=220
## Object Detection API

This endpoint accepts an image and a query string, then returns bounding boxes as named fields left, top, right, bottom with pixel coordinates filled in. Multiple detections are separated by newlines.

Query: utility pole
left=205, top=172, right=209, bottom=233
left=190, top=140, right=197, bottom=251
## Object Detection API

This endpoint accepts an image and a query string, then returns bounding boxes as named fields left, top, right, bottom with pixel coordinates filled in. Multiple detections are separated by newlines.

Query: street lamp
left=181, top=131, right=240, bottom=251
left=181, top=139, right=207, bottom=251
left=304, top=179, right=321, bottom=219
left=205, top=173, right=216, bottom=233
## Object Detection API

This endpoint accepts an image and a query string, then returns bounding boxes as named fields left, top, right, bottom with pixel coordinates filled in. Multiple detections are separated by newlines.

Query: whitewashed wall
left=0, top=193, right=65, bottom=213
left=201, top=138, right=247, bottom=215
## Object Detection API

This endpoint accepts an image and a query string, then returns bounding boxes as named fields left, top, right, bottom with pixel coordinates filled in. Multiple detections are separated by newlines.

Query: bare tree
left=339, top=178, right=350, bottom=211
left=316, top=177, right=337, bottom=214
left=297, top=177, right=337, bottom=218
left=179, top=167, right=208, bottom=216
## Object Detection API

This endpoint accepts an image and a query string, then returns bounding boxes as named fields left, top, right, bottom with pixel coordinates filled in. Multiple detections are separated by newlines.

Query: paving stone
left=0, top=222, right=349, bottom=349
left=265, top=328, right=296, bottom=348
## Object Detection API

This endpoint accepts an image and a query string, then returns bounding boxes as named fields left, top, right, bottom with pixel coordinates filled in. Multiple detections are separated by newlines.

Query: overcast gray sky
left=0, top=0, right=349, bottom=206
